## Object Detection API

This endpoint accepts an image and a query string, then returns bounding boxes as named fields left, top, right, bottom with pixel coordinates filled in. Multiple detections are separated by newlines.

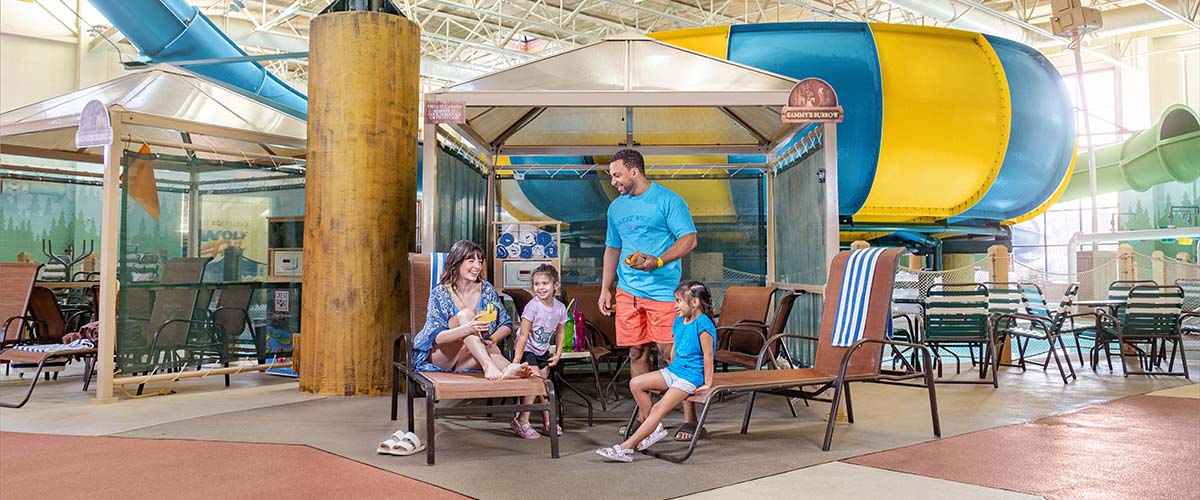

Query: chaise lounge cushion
left=423, top=372, right=548, bottom=400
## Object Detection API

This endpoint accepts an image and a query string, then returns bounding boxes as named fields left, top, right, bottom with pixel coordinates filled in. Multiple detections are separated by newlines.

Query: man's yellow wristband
left=657, top=257, right=665, bottom=268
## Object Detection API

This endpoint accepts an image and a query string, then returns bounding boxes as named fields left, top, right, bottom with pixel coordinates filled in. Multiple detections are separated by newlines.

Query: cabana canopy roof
left=0, top=64, right=306, bottom=166
left=426, top=33, right=803, bottom=156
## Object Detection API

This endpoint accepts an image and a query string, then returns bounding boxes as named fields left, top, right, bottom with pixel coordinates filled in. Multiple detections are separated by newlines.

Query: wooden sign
left=424, top=101, right=466, bottom=124
left=782, top=78, right=844, bottom=124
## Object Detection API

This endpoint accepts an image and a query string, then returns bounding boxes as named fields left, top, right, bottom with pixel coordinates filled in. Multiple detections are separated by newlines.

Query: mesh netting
left=1013, top=256, right=1120, bottom=303
left=893, top=256, right=991, bottom=302
left=890, top=256, right=990, bottom=360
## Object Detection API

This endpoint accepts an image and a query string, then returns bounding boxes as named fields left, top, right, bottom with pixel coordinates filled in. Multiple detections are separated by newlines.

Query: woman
left=411, top=240, right=532, bottom=380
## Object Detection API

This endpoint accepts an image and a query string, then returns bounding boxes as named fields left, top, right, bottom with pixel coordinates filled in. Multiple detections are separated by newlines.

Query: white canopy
left=0, top=64, right=306, bottom=166
left=425, top=33, right=803, bottom=156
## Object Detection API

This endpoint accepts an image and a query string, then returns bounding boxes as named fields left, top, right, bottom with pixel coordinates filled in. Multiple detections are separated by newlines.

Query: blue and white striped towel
left=13, top=338, right=95, bottom=353
left=430, top=252, right=447, bottom=291
left=831, top=248, right=889, bottom=347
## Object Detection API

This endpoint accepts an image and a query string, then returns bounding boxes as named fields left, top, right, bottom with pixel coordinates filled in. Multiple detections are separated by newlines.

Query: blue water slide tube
left=951, top=36, right=1075, bottom=222
left=90, top=0, right=308, bottom=118
left=727, top=22, right=883, bottom=215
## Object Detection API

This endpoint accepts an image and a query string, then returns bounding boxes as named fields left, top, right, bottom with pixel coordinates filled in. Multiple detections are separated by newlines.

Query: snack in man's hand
left=474, top=303, right=497, bottom=323
left=624, top=250, right=643, bottom=266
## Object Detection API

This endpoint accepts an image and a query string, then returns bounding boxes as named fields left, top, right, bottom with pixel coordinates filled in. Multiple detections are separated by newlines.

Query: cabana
left=0, top=64, right=307, bottom=402
left=419, top=32, right=842, bottom=363
left=422, top=32, right=844, bottom=284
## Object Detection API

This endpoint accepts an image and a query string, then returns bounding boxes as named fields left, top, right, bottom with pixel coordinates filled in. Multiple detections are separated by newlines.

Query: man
left=599, top=149, right=702, bottom=441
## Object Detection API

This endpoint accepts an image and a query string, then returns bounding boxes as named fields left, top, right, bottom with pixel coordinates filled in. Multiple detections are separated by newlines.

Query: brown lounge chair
left=629, top=247, right=940, bottom=463
left=392, top=253, right=558, bottom=465
left=713, top=286, right=783, bottom=369
left=1, top=263, right=43, bottom=347
left=0, top=287, right=98, bottom=408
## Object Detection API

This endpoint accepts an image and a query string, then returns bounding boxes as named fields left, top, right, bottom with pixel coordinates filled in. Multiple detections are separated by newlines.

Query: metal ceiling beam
left=1142, top=0, right=1200, bottom=30
left=422, top=0, right=604, bottom=41
left=86, top=25, right=127, bottom=52
left=598, top=0, right=704, bottom=26
left=422, top=31, right=540, bottom=59
left=255, top=0, right=306, bottom=32
left=949, top=0, right=1140, bottom=70
left=777, top=0, right=859, bottom=21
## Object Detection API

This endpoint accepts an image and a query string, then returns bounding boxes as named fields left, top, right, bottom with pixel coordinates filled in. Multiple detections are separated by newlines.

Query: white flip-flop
left=377, top=431, right=425, bottom=456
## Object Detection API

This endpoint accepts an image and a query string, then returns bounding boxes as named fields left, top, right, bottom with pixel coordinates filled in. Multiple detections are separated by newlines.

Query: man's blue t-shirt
left=667, top=314, right=715, bottom=388
left=605, top=183, right=697, bottom=302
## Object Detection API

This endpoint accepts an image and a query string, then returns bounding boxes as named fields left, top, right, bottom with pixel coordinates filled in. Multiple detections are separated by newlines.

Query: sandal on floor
left=376, top=431, right=425, bottom=456
left=636, top=423, right=668, bottom=451
left=617, top=418, right=643, bottom=437
left=511, top=418, right=540, bottom=439
left=542, top=422, right=563, bottom=436
left=674, top=422, right=707, bottom=442
left=595, top=445, right=634, bottom=463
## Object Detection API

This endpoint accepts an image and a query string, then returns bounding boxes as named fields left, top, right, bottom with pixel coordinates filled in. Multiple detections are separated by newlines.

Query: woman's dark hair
left=674, top=280, right=714, bottom=318
left=530, top=263, right=559, bottom=284
left=439, top=240, right=484, bottom=288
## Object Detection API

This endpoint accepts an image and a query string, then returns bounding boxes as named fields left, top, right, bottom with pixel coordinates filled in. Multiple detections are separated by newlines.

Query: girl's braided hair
left=675, top=280, right=714, bottom=318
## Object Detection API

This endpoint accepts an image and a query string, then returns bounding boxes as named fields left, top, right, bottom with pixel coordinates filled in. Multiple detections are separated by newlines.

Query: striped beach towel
left=430, top=252, right=447, bottom=291
left=13, top=339, right=95, bottom=353
left=831, top=248, right=889, bottom=347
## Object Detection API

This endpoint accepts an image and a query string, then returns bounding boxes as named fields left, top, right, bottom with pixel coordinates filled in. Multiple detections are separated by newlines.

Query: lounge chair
left=392, top=252, right=559, bottom=465
left=987, top=282, right=1080, bottom=384
left=1112, top=285, right=1190, bottom=378
left=0, top=287, right=97, bottom=408
left=713, top=286, right=778, bottom=369
left=922, top=283, right=998, bottom=387
left=1177, top=279, right=1199, bottom=336
left=1, top=263, right=43, bottom=347
left=633, top=247, right=939, bottom=463
left=1073, top=280, right=1155, bottom=370
left=116, top=257, right=211, bottom=375
left=209, top=285, right=259, bottom=363
left=560, top=285, right=622, bottom=404
left=180, top=284, right=257, bottom=386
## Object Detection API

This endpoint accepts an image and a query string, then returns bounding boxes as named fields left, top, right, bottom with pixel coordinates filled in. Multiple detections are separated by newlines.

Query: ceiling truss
left=78, top=0, right=1198, bottom=95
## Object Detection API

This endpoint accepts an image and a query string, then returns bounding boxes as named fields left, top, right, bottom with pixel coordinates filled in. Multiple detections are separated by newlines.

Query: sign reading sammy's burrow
left=781, top=78, right=843, bottom=124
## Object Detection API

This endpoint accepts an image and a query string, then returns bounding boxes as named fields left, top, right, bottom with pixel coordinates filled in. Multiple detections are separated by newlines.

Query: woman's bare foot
left=484, top=363, right=504, bottom=380
left=501, top=362, right=532, bottom=380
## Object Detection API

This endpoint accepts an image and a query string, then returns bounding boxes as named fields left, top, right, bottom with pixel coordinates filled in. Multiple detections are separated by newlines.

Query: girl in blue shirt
left=596, top=281, right=715, bottom=462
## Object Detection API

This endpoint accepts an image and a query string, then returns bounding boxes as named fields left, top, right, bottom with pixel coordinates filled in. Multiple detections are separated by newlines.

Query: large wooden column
left=300, top=11, right=420, bottom=395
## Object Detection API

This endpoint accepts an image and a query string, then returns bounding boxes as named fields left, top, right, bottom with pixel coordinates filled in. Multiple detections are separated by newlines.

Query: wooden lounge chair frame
left=391, top=253, right=559, bottom=465
left=626, top=248, right=940, bottom=463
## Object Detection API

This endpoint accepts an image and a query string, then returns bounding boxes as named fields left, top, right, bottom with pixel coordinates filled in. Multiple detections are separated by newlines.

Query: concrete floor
left=2, top=354, right=1197, bottom=499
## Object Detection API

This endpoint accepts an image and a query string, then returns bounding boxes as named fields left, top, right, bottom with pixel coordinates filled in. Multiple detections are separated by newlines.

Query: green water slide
left=1061, top=105, right=1200, bottom=201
